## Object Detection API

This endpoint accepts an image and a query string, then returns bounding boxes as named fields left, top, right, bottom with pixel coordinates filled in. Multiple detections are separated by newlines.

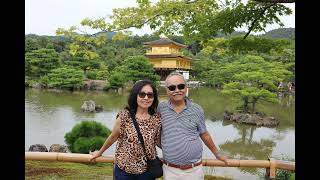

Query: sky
left=25, top=0, right=295, bottom=36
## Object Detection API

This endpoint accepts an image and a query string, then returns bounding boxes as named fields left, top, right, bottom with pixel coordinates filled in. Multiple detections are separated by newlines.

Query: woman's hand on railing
left=216, top=154, right=229, bottom=166
left=89, top=150, right=102, bottom=162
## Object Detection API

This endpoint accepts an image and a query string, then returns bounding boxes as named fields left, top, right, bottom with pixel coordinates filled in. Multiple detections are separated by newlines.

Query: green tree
left=56, top=0, right=293, bottom=56
left=226, top=36, right=292, bottom=54
left=86, top=70, right=98, bottom=80
left=96, top=64, right=110, bottom=80
left=191, top=59, right=216, bottom=82
left=126, top=34, right=160, bottom=48
left=25, top=37, right=40, bottom=53
left=112, top=30, right=133, bottom=48
left=107, top=56, right=160, bottom=89
left=38, top=36, right=50, bottom=48
left=192, top=35, right=295, bottom=93
left=51, top=37, right=70, bottom=52
left=46, top=43, right=55, bottom=49
left=122, top=55, right=160, bottom=83
left=63, top=54, right=101, bottom=78
left=97, top=45, right=117, bottom=59
left=56, top=25, right=107, bottom=59
left=188, top=40, right=203, bottom=56
left=221, top=55, right=292, bottom=113
left=108, top=69, right=127, bottom=89
left=205, top=62, right=234, bottom=88
left=25, top=48, right=61, bottom=78
left=105, top=0, right=293, bottom=40
left=64, top=121, right=111, bottom=153
left=201, top=36, right=284, bottom=56
left=201, top=38, right=229, bottom=60
left=96, top=45, right=120, bottom=72
left=47, top=67, right=84, bottom=90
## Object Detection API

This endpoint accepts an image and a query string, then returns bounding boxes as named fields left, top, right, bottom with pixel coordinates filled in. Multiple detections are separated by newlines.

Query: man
left=158, top=72, right=228, bottom=180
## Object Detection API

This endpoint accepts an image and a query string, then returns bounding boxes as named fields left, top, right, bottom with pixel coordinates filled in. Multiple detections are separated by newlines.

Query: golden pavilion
left=143, top=38, right=192, bottom=80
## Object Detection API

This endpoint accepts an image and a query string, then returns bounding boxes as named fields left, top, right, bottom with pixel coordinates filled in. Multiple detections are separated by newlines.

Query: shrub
left=47, top=67, right=84, bottom=90
left=96, top=70, right=109, bottom=80
left=25, top=79, right=37, bottom=87
left=86, top=70, right=98, bottom=80
left=275, top=155, right=295, bottom=180
left=73, top=136, right=106, bottom=154
left=277, top=169, right=293, bottom=180
left=108, top=70, right=126, bottom=89
left=64, top=121, right=111, bottom=153
left=39, top=76, right=49, bottom=87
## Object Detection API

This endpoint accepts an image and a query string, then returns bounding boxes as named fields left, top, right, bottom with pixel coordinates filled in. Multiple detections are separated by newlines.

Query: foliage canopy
left=64, top=121, right=111, bottom=153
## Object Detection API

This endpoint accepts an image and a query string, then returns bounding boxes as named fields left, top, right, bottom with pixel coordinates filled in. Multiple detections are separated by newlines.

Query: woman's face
left=137, top=84, right=154, bottom=110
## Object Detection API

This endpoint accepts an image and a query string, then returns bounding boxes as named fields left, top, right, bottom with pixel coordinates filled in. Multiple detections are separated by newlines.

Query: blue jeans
left=114, top=164, right=155, bottom=180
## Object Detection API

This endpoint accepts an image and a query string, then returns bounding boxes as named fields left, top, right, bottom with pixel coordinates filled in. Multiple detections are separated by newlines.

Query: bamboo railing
left=25, top=152, right=295, bottom=179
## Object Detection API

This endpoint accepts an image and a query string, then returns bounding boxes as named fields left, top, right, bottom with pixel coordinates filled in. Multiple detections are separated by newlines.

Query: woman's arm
left=90, top=116, right=121, bottom=161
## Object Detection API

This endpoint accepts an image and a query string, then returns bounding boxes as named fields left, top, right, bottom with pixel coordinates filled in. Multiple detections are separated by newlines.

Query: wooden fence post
left=266, top=158, right=276, bottom=180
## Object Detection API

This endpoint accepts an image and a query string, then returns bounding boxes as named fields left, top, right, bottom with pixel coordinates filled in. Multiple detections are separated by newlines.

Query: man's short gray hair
left=165, top=72, right=187, bottom=86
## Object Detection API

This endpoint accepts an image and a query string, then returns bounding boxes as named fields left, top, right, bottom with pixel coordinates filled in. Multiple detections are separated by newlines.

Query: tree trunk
left=83, top=69, right=87, bottom=79
left=243, top=97, right=249, bottom=113
left=243, top=4, right=275, bottom=39
left=252, top=98, right=258, bottom=113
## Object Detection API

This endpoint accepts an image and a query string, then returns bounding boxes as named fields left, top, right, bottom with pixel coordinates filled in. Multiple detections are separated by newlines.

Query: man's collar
left=167, top=97, right=192, bottom=110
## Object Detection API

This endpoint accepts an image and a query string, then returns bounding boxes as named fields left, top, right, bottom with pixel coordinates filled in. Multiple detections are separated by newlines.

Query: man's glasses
left=138, top=92, right=154, bottom=99
left=167, top=84, right=186, bottom=91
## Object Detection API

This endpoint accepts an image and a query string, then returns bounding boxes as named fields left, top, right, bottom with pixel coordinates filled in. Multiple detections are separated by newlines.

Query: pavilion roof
left=143, top=38, right=188, bottom=48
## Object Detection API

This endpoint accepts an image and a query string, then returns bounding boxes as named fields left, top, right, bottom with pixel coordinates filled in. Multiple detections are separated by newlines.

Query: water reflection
left=222, top=123, right=275, bottom=158
left=219, top=122, right=288, bottom=175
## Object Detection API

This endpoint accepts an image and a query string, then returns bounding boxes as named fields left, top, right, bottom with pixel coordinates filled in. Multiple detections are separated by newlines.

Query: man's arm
left=155, top=125, right=161, bottom=149
left=156, top=104, right=163, bottom=149
left=200, top=131, right=228, bottom=164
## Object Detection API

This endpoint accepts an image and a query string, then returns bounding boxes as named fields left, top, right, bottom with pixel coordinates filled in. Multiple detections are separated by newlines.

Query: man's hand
left=89, top=150, right=102, bottom=162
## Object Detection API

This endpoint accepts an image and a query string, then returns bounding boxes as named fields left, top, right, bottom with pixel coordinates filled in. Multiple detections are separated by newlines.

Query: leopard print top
left=115, top=109, right=161, bottom=174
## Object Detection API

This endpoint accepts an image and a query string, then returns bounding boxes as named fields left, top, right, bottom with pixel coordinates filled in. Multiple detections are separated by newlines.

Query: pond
left=25, top=87, right=294, bottom=180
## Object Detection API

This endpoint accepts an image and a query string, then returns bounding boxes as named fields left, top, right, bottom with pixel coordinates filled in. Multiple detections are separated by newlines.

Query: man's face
left=166, top=75, right=187, bottom=102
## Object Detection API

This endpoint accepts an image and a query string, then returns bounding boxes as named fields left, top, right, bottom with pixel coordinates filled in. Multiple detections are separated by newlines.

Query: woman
left=90, top=80, right=161, bottom=180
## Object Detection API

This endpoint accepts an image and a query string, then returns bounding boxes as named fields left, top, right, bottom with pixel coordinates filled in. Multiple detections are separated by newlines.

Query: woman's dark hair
left=126, top=80, right=159, bottom=116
